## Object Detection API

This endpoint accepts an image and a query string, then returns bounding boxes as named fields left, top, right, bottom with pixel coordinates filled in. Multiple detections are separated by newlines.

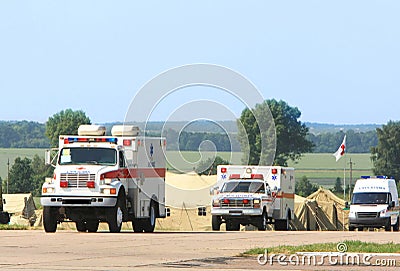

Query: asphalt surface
left=0, top=229, right=399, bottom=270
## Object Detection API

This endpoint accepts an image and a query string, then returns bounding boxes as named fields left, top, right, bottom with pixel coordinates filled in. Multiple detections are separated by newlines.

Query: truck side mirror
left=45, top=150, right=52, bottom=165
left=210, top=186, right=219, bottom=196
left=345, top=201, right=349, bottom=209
left=390, top=201, right=395, bottom=208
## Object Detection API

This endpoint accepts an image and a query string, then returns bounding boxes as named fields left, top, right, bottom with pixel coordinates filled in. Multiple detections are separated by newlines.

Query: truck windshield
left=351, top=192, right=390, bottom=205
left=59, top=148, right=117, bottom=166
left=221, top=181, right=265, bottom=193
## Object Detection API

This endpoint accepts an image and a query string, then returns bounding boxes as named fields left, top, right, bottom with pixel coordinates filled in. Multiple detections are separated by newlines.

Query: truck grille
left=220, top=199, right=253, bottom=208
left=60, top=173, right=96, bottom=188
left=356, top=212, right=379, bottom=219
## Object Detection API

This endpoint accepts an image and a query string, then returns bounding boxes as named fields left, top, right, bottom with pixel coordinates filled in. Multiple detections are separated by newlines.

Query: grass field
left=0, top=148, right=373, bottom=189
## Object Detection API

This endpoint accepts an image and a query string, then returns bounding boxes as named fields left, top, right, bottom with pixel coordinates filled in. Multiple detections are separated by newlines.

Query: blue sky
left=1, top=1, right=399, bottom=125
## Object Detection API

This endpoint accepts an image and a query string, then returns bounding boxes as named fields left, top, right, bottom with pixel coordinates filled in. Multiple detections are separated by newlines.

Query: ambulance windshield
left=351, top=192, right=390, bottom=205
left=221, top=181, right=265, bottom=193
left=59, top=147, right=117, bottom=166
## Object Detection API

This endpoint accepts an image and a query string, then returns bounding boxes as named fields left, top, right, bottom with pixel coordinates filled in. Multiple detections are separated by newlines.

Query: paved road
left=0, top=230, right=399, bottom=270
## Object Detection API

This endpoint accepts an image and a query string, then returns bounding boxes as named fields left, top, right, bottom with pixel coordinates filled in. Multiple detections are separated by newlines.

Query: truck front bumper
left=41, top=196, right=117, bottom=207
left=211, top=208, right=262, bottom=216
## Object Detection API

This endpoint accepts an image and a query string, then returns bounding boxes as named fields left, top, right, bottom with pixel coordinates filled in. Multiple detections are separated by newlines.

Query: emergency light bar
left=64, top=137, right=118, bottom=144
left=361, top=176, right=388, bottom=179
left=229, top=173, right=264, bottom=179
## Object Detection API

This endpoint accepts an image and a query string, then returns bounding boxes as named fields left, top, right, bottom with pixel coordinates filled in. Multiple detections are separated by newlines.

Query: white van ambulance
left=347, top=176, right=399, bottom=231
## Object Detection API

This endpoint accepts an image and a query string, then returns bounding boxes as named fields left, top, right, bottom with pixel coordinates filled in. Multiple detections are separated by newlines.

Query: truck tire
left=43, top=206, right=58, bottom=233
left=0, top=212, right=10, bottom=224
left=226, top=220, right=240, bottom=231
left=133, top=219, right=144, bottom=233
left=75, top=221, right=87, bottom=232
left=257, top=211, right=267, bottom=231
left=142, top=201, right=156, bottom=233
left=274, top=219, right=289, bottom=231
left=108, top=195, right=124, bottom=233
left=212, top=215, right=222, bottom=231
left=86, top=221, right=99, bottom=233
left=348, top=225, right=355, bottom=231
left=393, top=217, right=399, bottom=232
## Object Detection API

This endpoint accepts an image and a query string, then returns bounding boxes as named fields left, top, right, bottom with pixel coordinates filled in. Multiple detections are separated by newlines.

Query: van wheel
left=257, top=211, right=267, bottom=231
left=86, top=221, right=99, bottom=233
left=384, top=219, right=392, bottom=232
left=43, top=207, right=58, bottom=233
left=212, top=215, right=221, bottom=231
left=393, top=217, right=399, bottom=232
left=75, top=221, right=87, bottom=232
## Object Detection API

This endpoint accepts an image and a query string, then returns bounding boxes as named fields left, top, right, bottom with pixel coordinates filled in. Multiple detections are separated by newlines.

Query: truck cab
left=348, top=176, right=399, bottom=231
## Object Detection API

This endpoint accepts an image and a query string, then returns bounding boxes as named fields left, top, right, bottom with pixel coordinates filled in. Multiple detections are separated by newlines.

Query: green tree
left=196, top=156, right=230, bottom=175
left=295, top=176, right=318, bottom=197
left=371, top=121, right=400, bottom=181
left=237, top=99, right=313, bottom=166
left=31, top=155, right=53, bottom=196
left=8, top=157, right=34, bottom=193
left=45, top=109, right=91, bottom=147
left=332, top=177, right=344, bottom=194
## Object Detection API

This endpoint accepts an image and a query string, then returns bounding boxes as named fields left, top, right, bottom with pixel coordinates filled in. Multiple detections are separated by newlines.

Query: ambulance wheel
left=133, top=219, right=144, bottom=233
left=86, top=221, right=99, bottom=233
left=393, top=217, right=399, bottom=232
left=143, top=201, right=156, bottom=233
left=108, top=194, right=124, bottom=233
left=75, top=221, right=87, bottom=232
left=257, top=211, right=267, bottom=231
left=212, top=215, right=221, bottom=231
left=226, top=220, right=240, bottom=231
left=43, top=207, right=58, bottom=233
left=274, top=219, right=288, bottom=231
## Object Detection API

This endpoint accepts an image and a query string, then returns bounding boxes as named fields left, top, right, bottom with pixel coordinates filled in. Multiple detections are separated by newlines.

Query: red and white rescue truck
left=211, top=165, right=295, bottom=231
left=41, top=125, right=167, bottom=233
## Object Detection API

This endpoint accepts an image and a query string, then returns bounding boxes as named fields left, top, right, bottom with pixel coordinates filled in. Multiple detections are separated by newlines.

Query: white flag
left=333, top=135, right=346, bottom=162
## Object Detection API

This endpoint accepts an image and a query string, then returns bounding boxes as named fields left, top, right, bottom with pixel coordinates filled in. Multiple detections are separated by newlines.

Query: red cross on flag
left=333, top=135, right=346, bottom=162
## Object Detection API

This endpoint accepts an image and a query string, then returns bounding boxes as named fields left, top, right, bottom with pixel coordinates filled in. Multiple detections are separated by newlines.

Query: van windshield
left=351, top=192, right=390, bottom=205
left=221, top=181, right=265, bottom=193
left=59, top=148, right=117, bottom=166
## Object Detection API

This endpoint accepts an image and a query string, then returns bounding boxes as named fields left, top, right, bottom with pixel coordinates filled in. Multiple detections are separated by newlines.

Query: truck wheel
left=86, top=221, right=99, bottom=233
left=348, top=225, right=355, bottom=231
left=212, top=216, right=222, bottom=231
left=133, top=219, right=144, bottom=233
left=108, top=195, right=124, bottom=233
left=0, top=212, right=10, bottom=224
left=274, top=219, right=288, bottom=231
left=226, top=220, right=240, bottom=231
left=75, top=221, right=87, bottom=232
left=142, top=201, right=156, bottom=233
left=257, top=211, right=267, bottom=231
left=393, top=217, right=399, bottom=232
left=43, top=207, right=58, bottom=233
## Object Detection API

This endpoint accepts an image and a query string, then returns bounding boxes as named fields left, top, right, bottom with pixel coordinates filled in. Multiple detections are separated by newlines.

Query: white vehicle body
left=348, top=176, right=399, bottom=231
left=211, top=165, right=295, bottom=231
left=41, top=125, right=166, bottom=233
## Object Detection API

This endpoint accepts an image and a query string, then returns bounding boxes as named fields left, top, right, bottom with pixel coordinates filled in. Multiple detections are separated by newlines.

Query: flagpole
left=343, top=159, right=346, bottom=200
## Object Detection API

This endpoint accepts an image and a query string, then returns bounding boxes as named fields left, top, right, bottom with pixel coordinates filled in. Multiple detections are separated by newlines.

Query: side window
left=119, top=151, right=126, bottom=168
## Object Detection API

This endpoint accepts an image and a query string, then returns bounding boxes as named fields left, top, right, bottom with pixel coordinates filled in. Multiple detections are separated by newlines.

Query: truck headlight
left=42, top=187, right=55, bottom=194
left=253, top=198, right=261, bottom=208
left=101, top=188, right=117, bottom=195
left=212, top=199, right=220, bottom=207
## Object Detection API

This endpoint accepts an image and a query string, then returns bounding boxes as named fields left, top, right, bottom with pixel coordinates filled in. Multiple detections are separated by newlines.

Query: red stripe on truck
left=102, top=168, right=166, bottom=179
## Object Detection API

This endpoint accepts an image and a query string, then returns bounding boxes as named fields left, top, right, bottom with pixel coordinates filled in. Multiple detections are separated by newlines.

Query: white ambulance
left=211, top=165, right=295, bottom=231
left=41, top=125, right=167, bottom=233
left=347, top=176, right=399, bottom=231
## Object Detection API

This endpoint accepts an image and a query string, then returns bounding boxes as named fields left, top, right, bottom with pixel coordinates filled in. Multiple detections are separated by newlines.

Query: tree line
left=0, top=121, right=379, bottom=153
